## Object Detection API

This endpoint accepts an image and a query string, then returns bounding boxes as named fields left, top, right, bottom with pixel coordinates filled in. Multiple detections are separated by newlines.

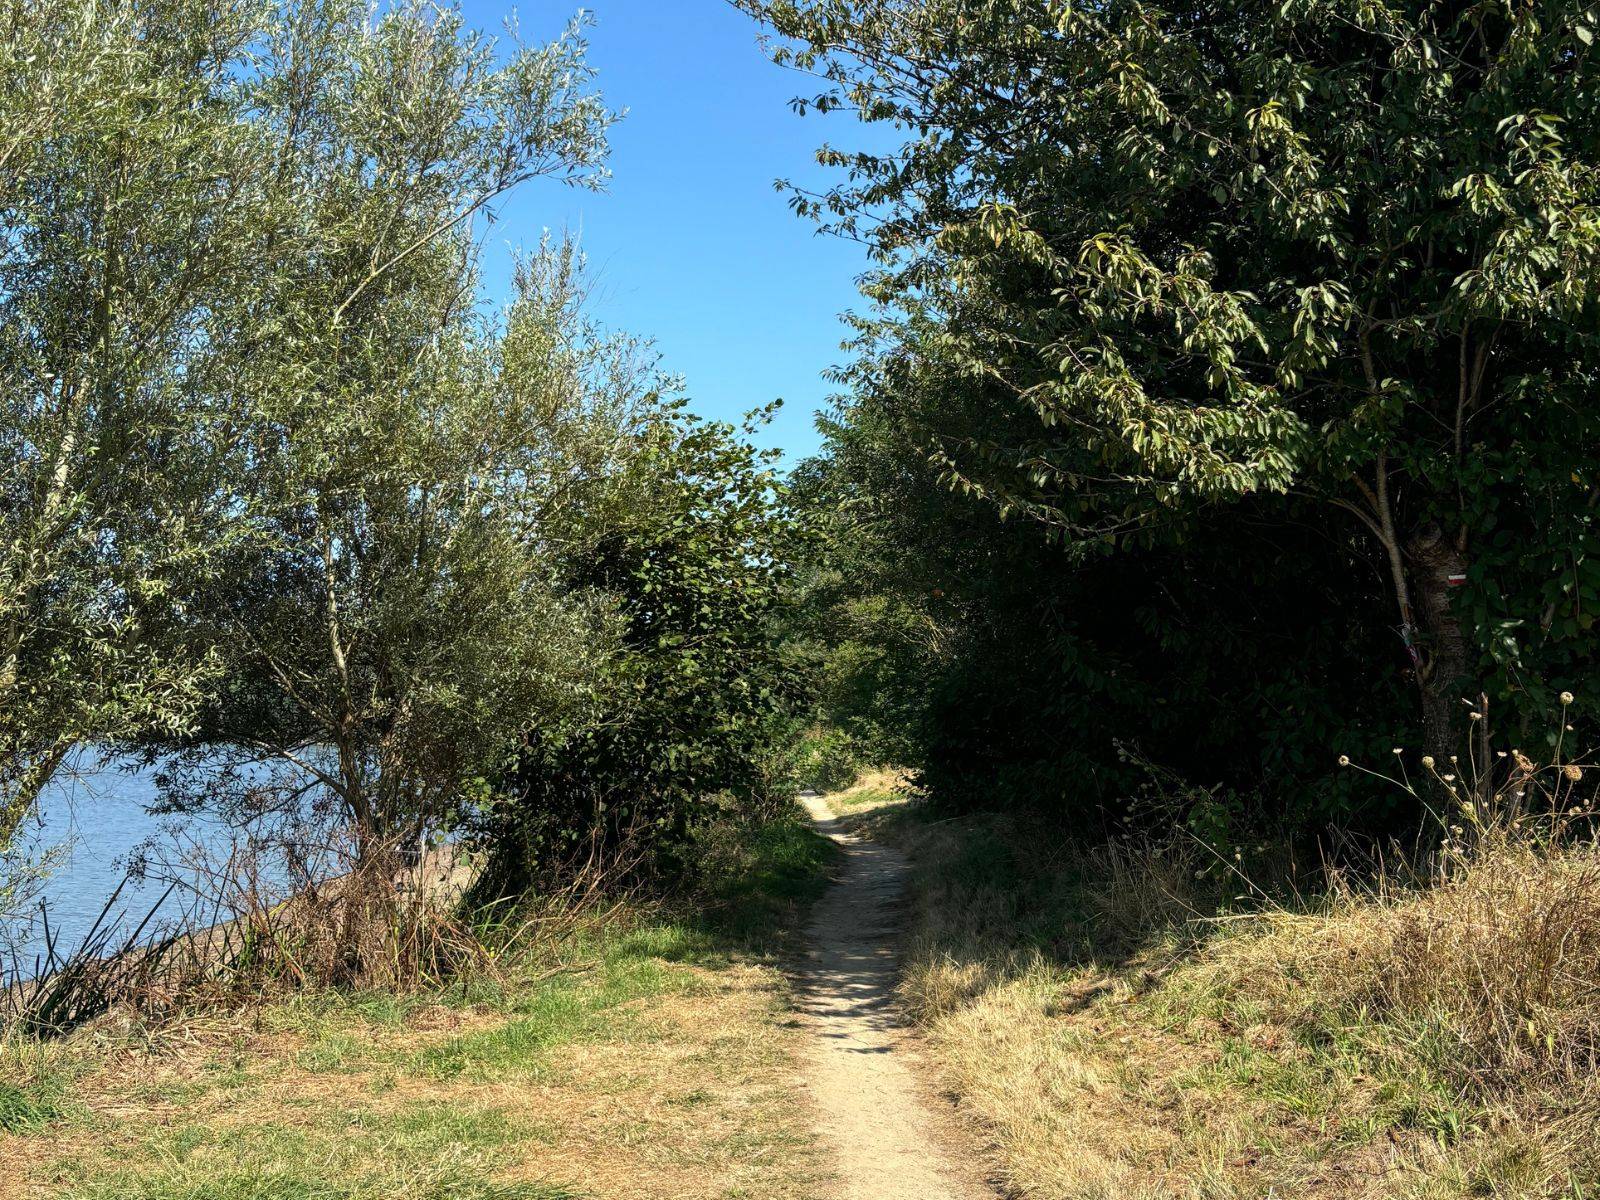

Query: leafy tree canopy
left=746, top=0, right=1600, bottom=770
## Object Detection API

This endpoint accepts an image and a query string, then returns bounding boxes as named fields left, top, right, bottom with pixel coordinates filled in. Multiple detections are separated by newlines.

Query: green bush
left=791, top=728, right=863, bottom=794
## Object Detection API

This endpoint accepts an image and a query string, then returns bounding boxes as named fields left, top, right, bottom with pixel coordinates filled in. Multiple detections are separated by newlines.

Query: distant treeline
left=747, top=0, right=1600, bottom=838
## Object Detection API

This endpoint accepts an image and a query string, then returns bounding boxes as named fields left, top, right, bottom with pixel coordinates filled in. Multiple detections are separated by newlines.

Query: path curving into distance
left=795, top=793, right=995, bottom=1200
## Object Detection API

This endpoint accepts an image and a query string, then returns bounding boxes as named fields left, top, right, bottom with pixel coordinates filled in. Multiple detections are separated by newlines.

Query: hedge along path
left=796, top=793, right=994, bottom=1200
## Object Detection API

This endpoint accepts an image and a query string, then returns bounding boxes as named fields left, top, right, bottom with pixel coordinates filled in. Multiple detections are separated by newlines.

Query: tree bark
left=0, top=740, right=74, bottom=849
left=1408, top=523, right=1470, bottom=767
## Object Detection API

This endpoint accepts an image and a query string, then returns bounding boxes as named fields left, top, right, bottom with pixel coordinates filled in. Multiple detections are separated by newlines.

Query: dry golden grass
left=873, top=807, right=1600, bottom=1200
left=1187, top=841, right=1600, bottom=1097
left=823, top=767, right=914, bottom=814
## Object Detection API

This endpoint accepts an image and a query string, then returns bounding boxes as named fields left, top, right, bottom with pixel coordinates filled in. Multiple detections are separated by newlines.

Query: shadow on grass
left=583, top=809, right=841, bottom=981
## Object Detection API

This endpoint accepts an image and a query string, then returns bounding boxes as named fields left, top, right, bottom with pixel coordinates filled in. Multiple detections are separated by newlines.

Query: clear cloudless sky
left=458, top=0, right=879, bottom=465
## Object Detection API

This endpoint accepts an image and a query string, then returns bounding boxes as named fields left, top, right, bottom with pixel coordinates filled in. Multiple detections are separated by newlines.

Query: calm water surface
left=3, top=761, right=231, bottom=975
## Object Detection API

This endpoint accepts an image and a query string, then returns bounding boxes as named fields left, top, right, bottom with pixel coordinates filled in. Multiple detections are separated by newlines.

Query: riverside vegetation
left=0, top=811, right=838, bottom=1199
left=5, top=0, right=1600, bottom=1198
left=0, top=0, right=799, bottom=1000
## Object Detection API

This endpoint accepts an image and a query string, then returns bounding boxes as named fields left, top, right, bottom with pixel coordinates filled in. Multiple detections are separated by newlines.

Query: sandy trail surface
left=795, top=793, right=994, bottom=1200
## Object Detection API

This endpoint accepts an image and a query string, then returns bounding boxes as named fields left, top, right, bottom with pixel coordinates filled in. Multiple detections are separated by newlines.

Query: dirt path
left=796, top=793, right=993, bottom=1200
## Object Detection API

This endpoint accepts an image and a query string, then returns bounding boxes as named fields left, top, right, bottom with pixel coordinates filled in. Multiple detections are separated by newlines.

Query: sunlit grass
left=877, top=803, right=1600, bottom=1200
left=822, top=767, right=913, bottom=816
left=0, top=1076, right=64, bottom=1134
left=0, top=807, right=835, bottom=1200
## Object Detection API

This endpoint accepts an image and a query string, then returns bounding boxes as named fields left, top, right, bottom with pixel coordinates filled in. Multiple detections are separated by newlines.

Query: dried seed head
left=1338, top=755, right=1351, bottom=767
left=1564, top=764, right=1583, bottom=782
left=1421, top=755, right=1436, bottom=769
left=1561, top=691, right=1575, bottom=705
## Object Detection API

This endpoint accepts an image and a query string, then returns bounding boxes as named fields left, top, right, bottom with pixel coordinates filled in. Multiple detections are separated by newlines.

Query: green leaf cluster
left=749, top=0, right=1600, bottom=827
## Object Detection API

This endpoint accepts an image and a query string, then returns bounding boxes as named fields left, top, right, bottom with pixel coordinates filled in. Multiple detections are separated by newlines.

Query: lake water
left=2, top=761, right=232, bottom=977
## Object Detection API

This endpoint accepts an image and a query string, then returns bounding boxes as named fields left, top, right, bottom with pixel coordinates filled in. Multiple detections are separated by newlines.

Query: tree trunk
left=0, top=740, right=74, bottom=851
left=1408, top=523, right=1470, bottom=768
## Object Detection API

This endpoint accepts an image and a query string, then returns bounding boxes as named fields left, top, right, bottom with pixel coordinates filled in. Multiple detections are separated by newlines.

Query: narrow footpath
left=796, top=793, right=994, bottom=1200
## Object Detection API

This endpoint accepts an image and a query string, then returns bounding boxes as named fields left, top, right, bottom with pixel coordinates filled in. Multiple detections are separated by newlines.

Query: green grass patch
left=0, top=1076, right=63, bottom=1133
left=0, top=1041, right=76, bottom=1135
left=690, top=809, right=838, bottom=951
left=56, top=1068, right=573, bottom=1199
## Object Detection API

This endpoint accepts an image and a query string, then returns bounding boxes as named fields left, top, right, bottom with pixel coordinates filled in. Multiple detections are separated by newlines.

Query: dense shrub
left=470, top=405, right=800, bottom=897
left=753, top=0, right=1600, bottom=839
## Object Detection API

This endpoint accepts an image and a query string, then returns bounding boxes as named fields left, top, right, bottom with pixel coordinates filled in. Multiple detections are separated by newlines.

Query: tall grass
left=1, top=822, right=646, bottom=1038
left=865, top=752, right=1600, bottom=1198
left=1185, top=838, right=1600, bottom=1095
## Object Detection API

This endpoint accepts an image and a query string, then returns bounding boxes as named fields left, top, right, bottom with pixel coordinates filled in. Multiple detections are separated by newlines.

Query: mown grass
left=55, top=1108, right=581, bottom=1200
left=845, top=789, right=1600, bottom=1200
left=0, top=806, right=836, bottom=1200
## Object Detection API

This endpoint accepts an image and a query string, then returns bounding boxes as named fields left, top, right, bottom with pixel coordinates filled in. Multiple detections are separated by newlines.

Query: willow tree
left=742, top=0, right=1600, bottom=764
left=1, top=0, right=615, bottom=861
left=0, top=0, right=272, bottom=845
left=156, top=4, right=620, bottom=870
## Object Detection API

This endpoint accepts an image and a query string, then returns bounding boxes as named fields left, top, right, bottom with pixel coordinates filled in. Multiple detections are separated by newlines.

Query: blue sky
left=460, top=0, right=877, bottom=465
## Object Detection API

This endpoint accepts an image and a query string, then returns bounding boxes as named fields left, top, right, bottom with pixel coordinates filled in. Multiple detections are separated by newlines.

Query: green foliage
left=748, top=0, right=1600, bottom=829
left=60, top=2, right=786, bottom=887
left=0, top=2, right=800, bottom=990
left=783, top=354, right=1412, bottom=831
left=789, top=728, right=864, bottom=794
left=160, top=243, right=631, bottom=864
left=145, top=6, right=618, bottom=864
left=472, top=403, right=802, bottom=891
left=0, top=0, right=268, bottom=844
left=1, top=0, right=620, bottom=861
